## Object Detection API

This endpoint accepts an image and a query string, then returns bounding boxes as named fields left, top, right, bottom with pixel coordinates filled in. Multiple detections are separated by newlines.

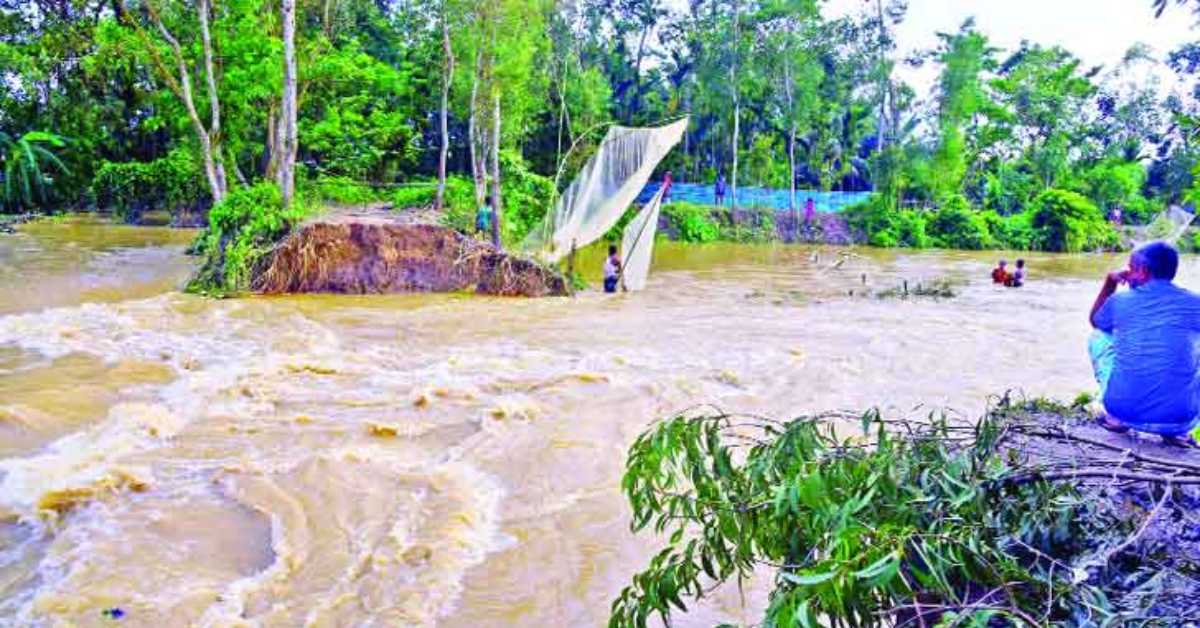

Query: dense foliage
left=3, top=0, right=1200, bottom=253
left=187, top=182, right=310, bottom=295
left=611, top=401, right=1135, bottom=627
left=92, top=149, right=206, bottom=223
left=1029, top=189, right=1120, bottom=253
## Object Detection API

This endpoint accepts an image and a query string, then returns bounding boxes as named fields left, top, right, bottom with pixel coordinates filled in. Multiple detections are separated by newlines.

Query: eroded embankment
left=252, top=220, right=566, bottom=297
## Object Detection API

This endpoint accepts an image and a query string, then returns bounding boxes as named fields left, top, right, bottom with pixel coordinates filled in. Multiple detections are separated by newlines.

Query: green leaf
left=781, top=570, right=836, bottom=586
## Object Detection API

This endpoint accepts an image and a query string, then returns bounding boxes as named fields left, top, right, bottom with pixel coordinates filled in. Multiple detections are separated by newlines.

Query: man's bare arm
left=1090, top=271, right=1126, bottom=328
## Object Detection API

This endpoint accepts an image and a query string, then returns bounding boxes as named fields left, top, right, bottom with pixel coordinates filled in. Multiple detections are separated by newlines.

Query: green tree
left=929, top=21, right=996, bottom=201
left=1, top=131, right=70, bottom=211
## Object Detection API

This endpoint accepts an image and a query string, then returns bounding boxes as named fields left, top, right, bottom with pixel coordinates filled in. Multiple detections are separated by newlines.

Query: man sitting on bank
left=1089, top=241, right=1200, bottom=446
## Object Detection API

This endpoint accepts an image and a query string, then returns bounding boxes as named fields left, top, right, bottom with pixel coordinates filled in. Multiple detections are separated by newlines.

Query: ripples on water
left=0, top=219, right=1189, bottom=626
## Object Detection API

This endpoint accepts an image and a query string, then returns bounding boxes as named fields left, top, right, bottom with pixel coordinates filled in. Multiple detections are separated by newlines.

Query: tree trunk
left=131, top=0, right=226, bottom=204
left=876, top=0, right=888, bottom=150
left=279, top=0, right=298, bottom=210
left=631, top=24, right=651, bottom=115
left=729, top=0, right=739, bottom=210
left=229, top=147, right=249, bottom=187
left=468, top=49, right=485, bottom=209
left=322, top=0, right=339, bottom=38
left=197, top=0, right=226, bottom=195
left=784, top=61, right=796, bottom=215
left=435, top=6, right=454, bottom=211
left=789, top=123, right=797, bottom=237
left=489, top=91, right=502, bottom=249
left=264, top=105, right=279, bottom=179
left=555, top=57, right=568, bottom=170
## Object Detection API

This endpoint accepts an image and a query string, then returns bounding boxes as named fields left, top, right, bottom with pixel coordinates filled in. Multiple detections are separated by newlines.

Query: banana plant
left=1, top=131, right=70, bottom=211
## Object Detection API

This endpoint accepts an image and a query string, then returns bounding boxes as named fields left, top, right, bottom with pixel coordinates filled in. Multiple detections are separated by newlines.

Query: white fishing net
left=1126, top=205, right=1196, bottom=248
left=523, top=118, right=688, bottom=264
left=620, top=186, right=665, bottom=292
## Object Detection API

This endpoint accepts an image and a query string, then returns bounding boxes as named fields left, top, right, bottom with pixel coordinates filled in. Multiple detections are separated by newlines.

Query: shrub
left=926, top=195, right=993, bottom=250
left=391, top=183, right=436, bottom=209
left=425, top=154, right=553, bottom=245
left=91, top=148, right=207, bottom=223
left=718, top=206, right=777, bottom=243
left=1029, top=188, right=1118, bottom=252
left=891, top=210, right=929, bottom=248
left=846, top=196, right=928, bottom=248
left=981, top=210, right=1034, bottom=250
left=307, top=176, right=382, bottom=205
left=1121, top=195, right=1163, bottom=226
left=434, top=176, right=480, bottom=233
left=983, top=164, right=1037, bottom=215
left=499, top=150, right=556, bottom=245
left=663, top=202, right=720, bottom=243
left=187, top=183, right=311, bottom=295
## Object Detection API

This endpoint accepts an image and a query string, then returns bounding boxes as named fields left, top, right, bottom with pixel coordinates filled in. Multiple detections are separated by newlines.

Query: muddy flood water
left=1, top=218, right=1190, bottom=627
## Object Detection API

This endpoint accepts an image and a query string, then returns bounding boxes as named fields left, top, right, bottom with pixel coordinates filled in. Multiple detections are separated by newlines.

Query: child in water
left=991, top=259, right=1010, bottom=284
left=603, top=244, right=622, bottom=293
left=1007, top=259, right=1026, bottom=287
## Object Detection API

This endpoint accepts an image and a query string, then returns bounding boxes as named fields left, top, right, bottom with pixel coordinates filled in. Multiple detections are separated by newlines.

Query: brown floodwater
left=0, top=218, right=1185, bottom=626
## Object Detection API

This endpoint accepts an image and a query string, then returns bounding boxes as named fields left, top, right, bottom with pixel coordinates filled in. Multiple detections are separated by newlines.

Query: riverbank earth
left=1, top=217, right=1196, bottom=625
left=251, top=206, right=567, bottom=297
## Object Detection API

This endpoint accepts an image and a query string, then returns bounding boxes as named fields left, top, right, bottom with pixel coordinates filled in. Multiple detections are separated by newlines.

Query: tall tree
left=930, top=20, right=995, bottom=199
left=730, top=0, right=741, bottom=209
left=278, top=0, right=298, bottom=209
left=435, top=0, right=455, bottom=211
left=118, top=0, right=229, bottom=203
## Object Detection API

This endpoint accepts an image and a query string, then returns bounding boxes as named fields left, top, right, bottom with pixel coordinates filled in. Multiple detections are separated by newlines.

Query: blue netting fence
left=637, top=182, right=871, bottom=212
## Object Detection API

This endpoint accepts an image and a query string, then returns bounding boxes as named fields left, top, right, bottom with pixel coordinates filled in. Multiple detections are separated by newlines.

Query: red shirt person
left=991, top=260, right=1010, bottom=284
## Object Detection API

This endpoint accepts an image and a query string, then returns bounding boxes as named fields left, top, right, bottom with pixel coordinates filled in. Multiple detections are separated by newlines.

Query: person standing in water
left=603, top=244, right=622, bottom=293
left=1007, top=259, right=1027, bottom=287
left=661, top=170, right=674, bottom=204
left=715, top=173, right=726, bottom=206
left=991, top=259, right=1009, bottom=284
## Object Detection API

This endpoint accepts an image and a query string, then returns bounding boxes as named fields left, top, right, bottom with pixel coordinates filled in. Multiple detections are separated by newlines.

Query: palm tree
left=1, top=131, right=69, bottom=211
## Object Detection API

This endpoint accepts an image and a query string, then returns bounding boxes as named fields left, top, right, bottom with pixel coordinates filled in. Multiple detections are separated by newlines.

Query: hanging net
left=1125, top=205, right=1196, bottom=249
left=522, top=118, right=688, bottom=263
left=620, top=186, right=665, bottom=292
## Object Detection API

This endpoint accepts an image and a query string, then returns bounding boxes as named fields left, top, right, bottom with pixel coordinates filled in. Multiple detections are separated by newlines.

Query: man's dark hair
left=608, top=244, right=617, bottom=255
left=1133, top=241, right=1179, bottom=280
left=485, top=195, right=493, bottom=206
left=1016, top=259, right=1025, bottom=268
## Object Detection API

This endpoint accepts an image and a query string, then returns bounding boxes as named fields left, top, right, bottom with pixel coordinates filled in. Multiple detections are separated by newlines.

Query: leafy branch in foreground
left=610, top=404, right=1135, bottom=627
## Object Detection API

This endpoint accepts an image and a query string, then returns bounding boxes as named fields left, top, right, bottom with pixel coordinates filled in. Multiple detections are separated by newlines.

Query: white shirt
left=603, top=257, right=619, bottom=279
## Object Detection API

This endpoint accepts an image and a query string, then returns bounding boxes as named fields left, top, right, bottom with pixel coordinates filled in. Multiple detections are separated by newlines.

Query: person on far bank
left=715, top=174, right=726, bottom=206
left=1089, top=241, right=1200, bottom=446
left=475, top=196, right=494, bottom=237
left=603, top=244, right=622, bottom=294
left=801, top=196, right=816, bottom=239
left=661, top=171, right=674, bottom=204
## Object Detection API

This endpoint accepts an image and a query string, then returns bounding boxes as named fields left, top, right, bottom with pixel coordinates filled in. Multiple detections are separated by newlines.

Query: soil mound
left=252, top=218, right=566, bottom=297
